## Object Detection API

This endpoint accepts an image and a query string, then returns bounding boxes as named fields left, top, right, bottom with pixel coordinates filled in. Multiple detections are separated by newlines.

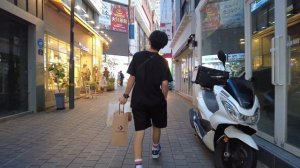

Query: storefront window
left=286, top=0, right=300, bottom=149
left=181, top=58, right=187, bottom=93
left=44, top=34, right=87, bottom=107
left=251, top=0, right=275, bottom=136
left=0, top=11, right=28, bottom=117
left=200, top=0, right=245, bottom=76
left=180, top=54, right=193, bottom=96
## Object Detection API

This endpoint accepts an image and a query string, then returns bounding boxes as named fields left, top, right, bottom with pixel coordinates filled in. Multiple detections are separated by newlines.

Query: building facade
left=129, top=0, right=158, bottom=55
left=44, top=0, right=107, bottom=108
left=171, top=0, right=199, bottom=100
left=0, top=0, right=44, bottom=117
left=172, top=0, right=300, bottom=167
left=0, top=0, right=107, bottom=116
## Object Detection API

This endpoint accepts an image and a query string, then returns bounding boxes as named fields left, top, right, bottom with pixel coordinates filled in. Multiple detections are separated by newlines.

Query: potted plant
left=89, top=81, right=97, bottom=92
left=107, top=76, right=115, bottom=91
left=48, top=63, right=67, bottom=110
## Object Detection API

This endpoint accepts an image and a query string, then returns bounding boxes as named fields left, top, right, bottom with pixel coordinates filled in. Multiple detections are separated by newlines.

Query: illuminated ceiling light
left=100, top=31, right=104, bottom=34
left=104, top=34, right=108, bottom=37
left=240, top=39, right=244, bottom=42
left=82, top=8, right=86, bottom=12
left=95, top=26, right=100, bottom=29
left=84, top=13, right=89, bottom=18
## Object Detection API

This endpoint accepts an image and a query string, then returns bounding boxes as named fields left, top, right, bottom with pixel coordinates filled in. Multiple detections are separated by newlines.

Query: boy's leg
left=152, top=126, right=161, bottom=144
left=151, top=126, right=162, bottom=159
left=134, top=130, right=145, bottom=160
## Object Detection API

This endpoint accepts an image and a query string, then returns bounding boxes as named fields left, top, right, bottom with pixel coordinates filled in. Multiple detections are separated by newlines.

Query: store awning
left=170, top=13, right=193, bottom=48
left=49, top=0, right=109, bottom=47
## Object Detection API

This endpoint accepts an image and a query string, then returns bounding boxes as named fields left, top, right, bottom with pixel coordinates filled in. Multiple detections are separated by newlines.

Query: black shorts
left=132, top=102, right=167, bottom=131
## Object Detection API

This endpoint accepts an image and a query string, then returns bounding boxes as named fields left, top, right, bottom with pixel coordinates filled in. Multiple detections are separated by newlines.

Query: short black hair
left=148, top=30, right=168, bottom=51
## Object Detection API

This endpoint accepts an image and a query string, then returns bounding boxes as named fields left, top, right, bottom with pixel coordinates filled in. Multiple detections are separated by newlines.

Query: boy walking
left=119, top=30, right=172, bottom=168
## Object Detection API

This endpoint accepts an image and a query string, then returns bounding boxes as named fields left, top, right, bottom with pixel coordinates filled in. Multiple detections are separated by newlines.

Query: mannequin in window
left=81, top=64, right=91, bottom=87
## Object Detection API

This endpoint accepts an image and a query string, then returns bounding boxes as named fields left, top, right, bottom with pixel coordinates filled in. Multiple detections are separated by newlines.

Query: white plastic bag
left=106, top=103, right=118, bottom=127
left=106, top=103, right=132, bottom=127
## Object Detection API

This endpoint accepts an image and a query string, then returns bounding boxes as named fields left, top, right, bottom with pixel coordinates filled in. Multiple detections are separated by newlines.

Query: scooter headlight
left=221, top=97, right=240, bottom=122
left=221, top=96, right=260, bottom=125
left=241, top=108, right=260, bottom=125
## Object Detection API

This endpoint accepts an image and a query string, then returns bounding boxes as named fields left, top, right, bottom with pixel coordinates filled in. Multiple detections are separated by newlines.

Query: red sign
left=142, top=0, right=152, bottom=30
left=163, top=53, right=172, bottom=58
left=111, top=5, right=128, bottom=33
left=129, top=6, right=135, bottom=23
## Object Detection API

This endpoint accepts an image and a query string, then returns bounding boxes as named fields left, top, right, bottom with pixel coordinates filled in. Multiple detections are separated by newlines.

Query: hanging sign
left=37, top=38, right=44, bottom=49
left=111, top=5, right=128, bottom=33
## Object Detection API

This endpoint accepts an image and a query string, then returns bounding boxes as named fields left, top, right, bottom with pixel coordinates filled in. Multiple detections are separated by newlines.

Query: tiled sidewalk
left=0, top=87, right=266, bottom=168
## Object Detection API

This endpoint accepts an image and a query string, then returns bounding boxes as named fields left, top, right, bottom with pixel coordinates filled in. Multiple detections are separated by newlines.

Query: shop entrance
left=0, top=10, right=28, bottom=117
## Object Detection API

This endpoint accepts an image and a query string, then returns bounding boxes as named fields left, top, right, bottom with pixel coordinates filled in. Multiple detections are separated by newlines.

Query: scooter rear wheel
left=214, top=138, right=257, bottom=168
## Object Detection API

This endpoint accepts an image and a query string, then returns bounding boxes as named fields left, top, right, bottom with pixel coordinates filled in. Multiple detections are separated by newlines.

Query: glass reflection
left=251, top=0, right=275, bottom=136
left=287, top=0, right=300, bottom=149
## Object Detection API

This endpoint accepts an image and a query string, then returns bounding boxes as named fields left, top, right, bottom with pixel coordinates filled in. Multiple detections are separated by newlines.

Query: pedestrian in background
left=119, top=30, right=172, bottom=168
left=119, top=70, right=124, bottom=86
left=103, top=67, right=109, bottom=80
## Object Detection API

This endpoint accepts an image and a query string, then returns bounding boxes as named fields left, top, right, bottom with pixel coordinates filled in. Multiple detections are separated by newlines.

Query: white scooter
left=189, top=51, right=260, bottom=168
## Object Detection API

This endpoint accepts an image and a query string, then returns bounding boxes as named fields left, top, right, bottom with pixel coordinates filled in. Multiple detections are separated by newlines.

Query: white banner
left=99, top=1, right=112, bottom=30
left=219, top=0, right=244, bottom=29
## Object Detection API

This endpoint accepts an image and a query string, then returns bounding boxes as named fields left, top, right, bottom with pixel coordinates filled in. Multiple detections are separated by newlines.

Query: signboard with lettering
left=160, top=23, right=172, bottom=40
left=111, top=4, right=128, bottom=33
left=219, top=0, right=244, bottom=29
left=129, top=24, right=134, bottom=39
left=227, top=53, right=245, bottom=61
left=99, top=1, right=112, bottom=30
left=201, top=0, right=244, bottom=31
left=99, top=2, right=128, bottom=33
left=129, top=6, right=135, bottom=23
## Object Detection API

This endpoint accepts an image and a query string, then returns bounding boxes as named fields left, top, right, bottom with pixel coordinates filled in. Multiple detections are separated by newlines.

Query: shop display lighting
left=86, top=20, right=95, bottom=24
left=93, top=26, right=112, bottom=44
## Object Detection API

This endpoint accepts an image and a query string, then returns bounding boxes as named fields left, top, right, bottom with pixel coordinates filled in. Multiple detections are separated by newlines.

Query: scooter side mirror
left=217, top=50, right=226, bottom=68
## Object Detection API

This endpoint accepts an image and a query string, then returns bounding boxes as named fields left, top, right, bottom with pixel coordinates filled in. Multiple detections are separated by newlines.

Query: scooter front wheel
left=214, top=138, right=257, bottom=168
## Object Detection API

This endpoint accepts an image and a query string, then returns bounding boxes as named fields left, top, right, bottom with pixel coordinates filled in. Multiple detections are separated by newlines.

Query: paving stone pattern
left=0, top=88, right=266, bottom=168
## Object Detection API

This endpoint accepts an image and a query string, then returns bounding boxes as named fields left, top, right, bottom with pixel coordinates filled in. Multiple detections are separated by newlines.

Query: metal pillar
left=69, top=0, right=75, bottom=109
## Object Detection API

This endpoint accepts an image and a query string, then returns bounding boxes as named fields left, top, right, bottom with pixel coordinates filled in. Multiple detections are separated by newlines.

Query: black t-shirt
left=127, top=51, right=173, bottom=108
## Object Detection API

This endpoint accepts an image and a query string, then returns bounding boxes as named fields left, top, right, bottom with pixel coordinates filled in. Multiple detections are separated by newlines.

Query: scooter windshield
left=225, top=78, right=255, bottom=109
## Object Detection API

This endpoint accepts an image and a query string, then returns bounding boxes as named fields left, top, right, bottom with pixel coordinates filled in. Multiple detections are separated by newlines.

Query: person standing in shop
left=119, top=30, right=172, bottom=168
